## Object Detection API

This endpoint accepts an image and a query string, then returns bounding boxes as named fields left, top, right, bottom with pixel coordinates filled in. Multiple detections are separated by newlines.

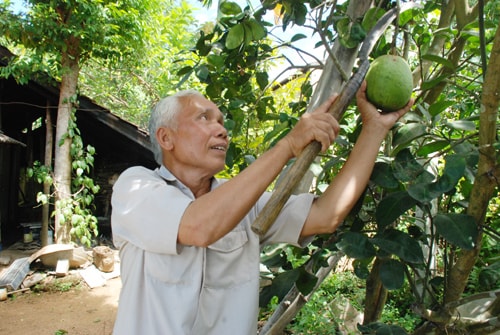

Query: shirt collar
left=157, top=165, right=222, bottom=190
left=158, top=165, right=177, bottom=182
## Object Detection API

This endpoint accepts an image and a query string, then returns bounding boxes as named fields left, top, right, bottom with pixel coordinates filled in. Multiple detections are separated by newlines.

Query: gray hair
left=149, top=90, right=204, bottom=165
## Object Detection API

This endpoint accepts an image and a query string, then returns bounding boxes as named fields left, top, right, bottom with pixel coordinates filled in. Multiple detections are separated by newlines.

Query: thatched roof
left=0, top=131, right=26, bottom=146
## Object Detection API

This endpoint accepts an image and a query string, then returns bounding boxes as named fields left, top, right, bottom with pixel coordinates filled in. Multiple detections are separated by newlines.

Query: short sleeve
left=111, top=166, right=192, bottom=255
left=256, top=192, right=315, bottom=247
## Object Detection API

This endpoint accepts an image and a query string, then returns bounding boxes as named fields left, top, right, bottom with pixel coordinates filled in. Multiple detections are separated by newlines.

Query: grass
left=32, top=273, right=84, bottom=293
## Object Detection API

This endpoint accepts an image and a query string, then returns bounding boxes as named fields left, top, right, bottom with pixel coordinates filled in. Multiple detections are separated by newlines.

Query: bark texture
left=54, top=37, right=80, bottom=244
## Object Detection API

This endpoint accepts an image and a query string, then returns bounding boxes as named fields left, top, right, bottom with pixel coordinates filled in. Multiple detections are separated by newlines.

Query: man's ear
left=156, top=127, right=174, bottom=151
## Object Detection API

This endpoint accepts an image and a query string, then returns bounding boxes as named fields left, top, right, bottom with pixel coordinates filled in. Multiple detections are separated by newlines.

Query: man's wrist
left=273, top=137, right=295, bottom=161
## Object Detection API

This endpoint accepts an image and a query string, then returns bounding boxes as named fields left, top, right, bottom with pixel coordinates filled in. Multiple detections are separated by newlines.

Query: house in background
left=0, top=45, right=157, bottom=247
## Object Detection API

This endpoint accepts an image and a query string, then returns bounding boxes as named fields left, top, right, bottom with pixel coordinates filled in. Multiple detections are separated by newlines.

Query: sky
left=8, top=0, right=24, bottom=14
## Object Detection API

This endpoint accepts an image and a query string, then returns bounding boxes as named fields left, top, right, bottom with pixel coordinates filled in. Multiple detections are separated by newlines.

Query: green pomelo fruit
left=365, top=55, right=413, bottom=112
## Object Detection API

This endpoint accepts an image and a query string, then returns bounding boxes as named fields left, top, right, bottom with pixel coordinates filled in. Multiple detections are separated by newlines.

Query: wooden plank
left=55, top=259, right=69, bottom=277
left=0, top=257, right=30, bottom=291
left=79, top=265, right=106, bottom=288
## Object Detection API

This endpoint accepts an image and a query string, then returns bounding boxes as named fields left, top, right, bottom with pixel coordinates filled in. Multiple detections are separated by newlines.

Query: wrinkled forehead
left=179, top=95, right=224, bottom=118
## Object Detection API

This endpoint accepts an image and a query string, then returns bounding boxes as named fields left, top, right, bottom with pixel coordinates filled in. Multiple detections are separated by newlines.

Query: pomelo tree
left=181, top=0, right=499, bottom=333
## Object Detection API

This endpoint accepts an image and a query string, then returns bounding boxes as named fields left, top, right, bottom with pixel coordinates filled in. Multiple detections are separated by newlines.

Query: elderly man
left=111, top=82, right=412, bottom=334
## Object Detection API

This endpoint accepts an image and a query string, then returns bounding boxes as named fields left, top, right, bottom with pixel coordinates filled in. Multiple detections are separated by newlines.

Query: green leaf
left=195, top=65, right=209, bottom=81
left=219, top=1, right=242, bottom=15
left=336, top=232, right=376, bottom=259
left=242, top=22, right=255, bottom=45
left=259, top=268, right=299, bottom=307
left=434, top=214, right=478, bottom=249
left=87, top=145, right=95, bottom=155
left=290, top=33, right=306, bottom=42
left=392, top=149, right=430, bottom=182
left=421, top=54, right=455, bottom=70
left=362, top=7, right=385, bottom=32
left=398, top=8, right=416, bottom=26
left=392, top=123, right=427, bottom=151
left=226, top=23, right=245, bottom=50
left=371, top=162, right=399, bottom=189
left=445, top=120, right=476, bottom=131
left=177, top=66, right=193, bottom=85
left=372, top=229, right=424, bottom=264
left=337, top=17, right=360, bottom=49
left=256, top=71, right=268, bottom=90
left=245, top=18, right=266, bottom=42
left=376, top=191, right=417, bottom=229
left=407, top=182, right=441, bottom=203
left=80, top=235, right=90, bottom=247
left=196, top=33, right=212, bottom=57
left=225, top=142, right=240, bottom=168
left=291, top=2, right=307, bottom=26
left=350, top=22, right=366, bottom=42
left=264, top=121, right=289, bottom=143
left=416, top=140, right=449, bottom=156
left=478, top=261, right=500, bottom=290
left=421, top=75, right=449, bottom=90
left=435, top=154, right=466, bottom=192
left=207, top=54, right=225, bottom=70
left=408, top=154, right=465, bottom=202
left=36, top=193, right=49, bottom=205
left=380, top=259, right=406, bottom=290
left=295, top=267, right=318, bottom=296
left=428, top=100, right=455, bottom=117
left=352, top=258, right=372, bottom=279
left=261, top=248, right=289, bottom=268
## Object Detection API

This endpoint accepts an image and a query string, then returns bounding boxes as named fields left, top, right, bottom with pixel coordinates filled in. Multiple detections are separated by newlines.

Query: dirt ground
left=0, top=243, right=121, bottom=335
left=0, top=276, right=120, bottom=335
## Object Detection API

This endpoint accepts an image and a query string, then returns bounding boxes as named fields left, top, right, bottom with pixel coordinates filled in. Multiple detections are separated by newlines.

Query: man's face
left=165, top=95, right=228, bottom=176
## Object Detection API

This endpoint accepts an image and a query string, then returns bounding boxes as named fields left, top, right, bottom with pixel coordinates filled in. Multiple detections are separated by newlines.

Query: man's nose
left=216, top=123, right=228, bottom=139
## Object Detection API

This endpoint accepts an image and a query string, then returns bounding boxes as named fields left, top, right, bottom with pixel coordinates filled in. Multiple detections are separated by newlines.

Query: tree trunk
left=306, top=0, right=372, bottom=113
left=363, top=258, right=387, bottom=324
left=445, top=23, right=500, bottom=305
left=414, top=23, right=500, bottom=335
left=41, top=102, right=53, bottom=247
left=54, top=39, right=80, bottom=244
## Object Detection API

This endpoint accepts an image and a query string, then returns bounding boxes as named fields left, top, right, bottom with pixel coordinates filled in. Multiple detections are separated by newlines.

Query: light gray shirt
left=111, top=165, right=314, bottom=335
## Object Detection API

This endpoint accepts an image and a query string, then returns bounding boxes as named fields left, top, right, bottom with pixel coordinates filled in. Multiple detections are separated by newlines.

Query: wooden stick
left=7, top=287, right=31, bottom=295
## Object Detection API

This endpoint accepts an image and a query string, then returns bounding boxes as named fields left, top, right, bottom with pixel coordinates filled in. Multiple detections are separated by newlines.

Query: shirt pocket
left=145, top=247, right=202, bottom=286
left=208, top=229, right=248, bottom=252
left=205, top=228, right=256, bottom=289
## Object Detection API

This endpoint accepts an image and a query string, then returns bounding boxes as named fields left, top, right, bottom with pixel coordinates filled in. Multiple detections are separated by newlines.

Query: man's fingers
left=315, top=116, right=339, bottom=152
left=312, top=94, right=338, bottom=114
left=356, top=81, right=367, bottom=101
left=391, top=97, right=415, bottom=120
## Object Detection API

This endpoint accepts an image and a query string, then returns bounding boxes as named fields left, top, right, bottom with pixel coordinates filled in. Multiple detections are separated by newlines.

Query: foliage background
left=1, top=0, right=498, bottom=333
